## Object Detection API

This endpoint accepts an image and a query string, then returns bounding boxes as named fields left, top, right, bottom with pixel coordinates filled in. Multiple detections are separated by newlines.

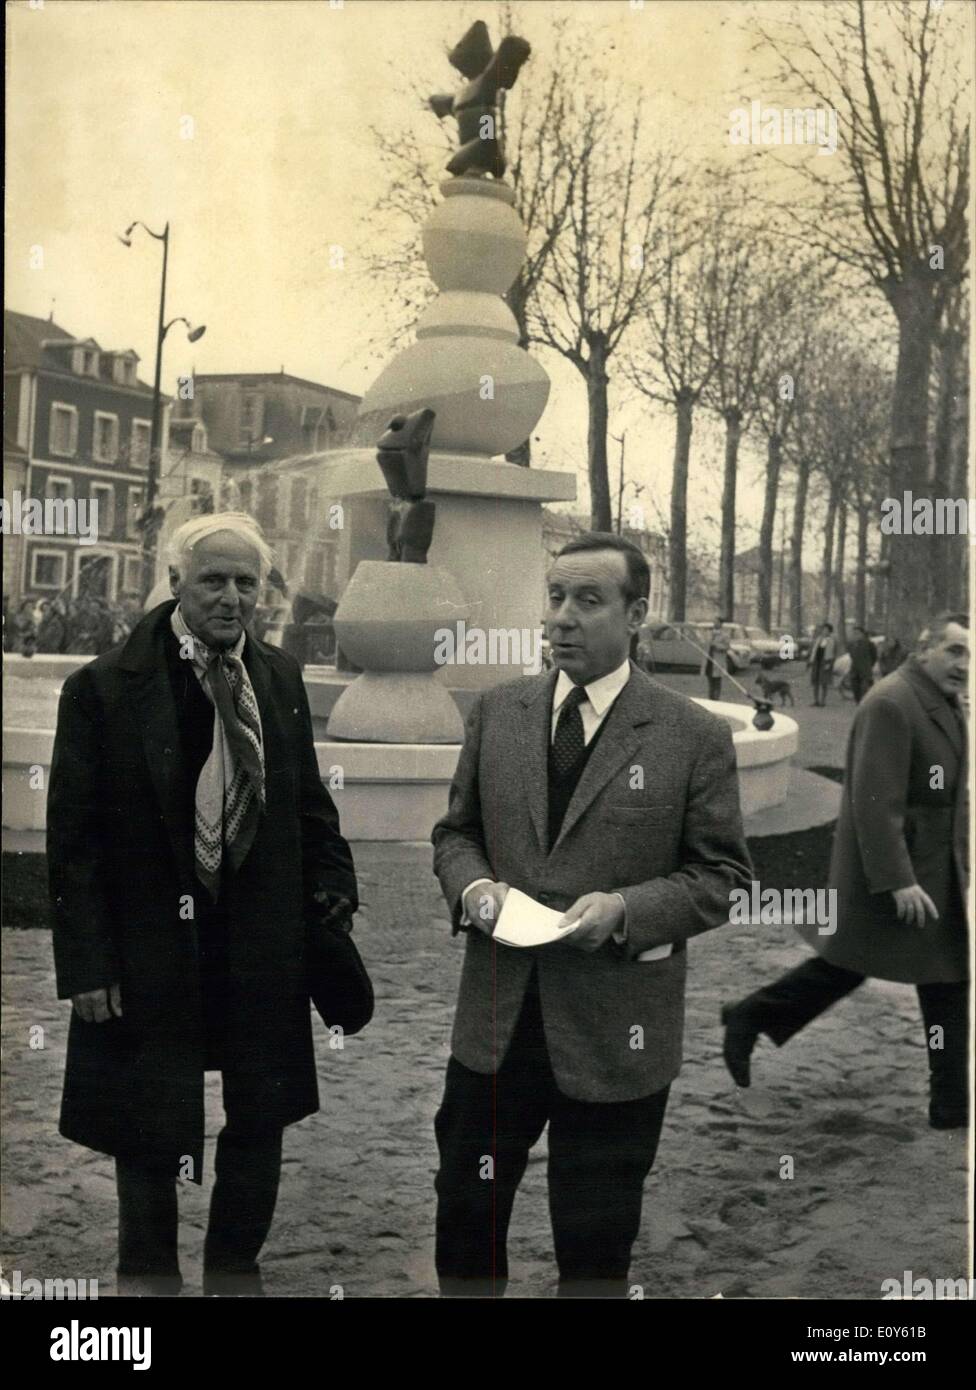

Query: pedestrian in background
left=808, top=622, right=837, bottom=706
left=702, top=618, right=731, bottom=701
left=722, top=613, right=970, bottom=1130
left=847, top=626, right=877, bottom=703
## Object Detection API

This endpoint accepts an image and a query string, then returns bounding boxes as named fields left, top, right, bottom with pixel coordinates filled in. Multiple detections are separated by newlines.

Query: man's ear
left=168, top=566, right=181, bottom=599
left=628, top=597, right=648, bottom=630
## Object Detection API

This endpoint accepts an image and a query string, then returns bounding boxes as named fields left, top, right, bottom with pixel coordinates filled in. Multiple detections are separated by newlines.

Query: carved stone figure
left=429, top=20, right=531, bottom=178
left=376, top=408, right=437, bottom=563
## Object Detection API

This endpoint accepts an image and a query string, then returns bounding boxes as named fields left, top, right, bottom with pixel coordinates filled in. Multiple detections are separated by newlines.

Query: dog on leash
left=755, top=671, right=794, bottom=706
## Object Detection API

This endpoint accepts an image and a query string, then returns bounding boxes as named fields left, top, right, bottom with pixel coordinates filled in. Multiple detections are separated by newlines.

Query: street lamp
left=118, top=220, right=207, bottom=600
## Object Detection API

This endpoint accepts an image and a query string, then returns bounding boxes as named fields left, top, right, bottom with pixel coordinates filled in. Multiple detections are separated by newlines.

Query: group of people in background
left=700, top=616, right=908, bottom=707
left=2, top=594, right=141, bottom=658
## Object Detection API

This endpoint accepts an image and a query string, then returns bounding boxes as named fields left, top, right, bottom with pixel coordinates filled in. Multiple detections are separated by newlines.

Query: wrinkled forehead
left=547, top=549, right=629, bottom=595
left=186, top=531, right=262, bottom=578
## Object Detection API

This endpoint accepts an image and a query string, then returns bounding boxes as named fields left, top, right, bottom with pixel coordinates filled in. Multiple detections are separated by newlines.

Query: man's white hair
left=166, top=512, right=274, bottom=582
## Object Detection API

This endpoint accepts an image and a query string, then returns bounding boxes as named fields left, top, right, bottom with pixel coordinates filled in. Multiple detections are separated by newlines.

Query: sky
left=7, top=0, right=966, bottom=564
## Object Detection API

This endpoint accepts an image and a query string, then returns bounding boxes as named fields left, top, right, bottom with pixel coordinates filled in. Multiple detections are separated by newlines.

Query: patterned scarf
left=170, top=605, right=265, bottom=900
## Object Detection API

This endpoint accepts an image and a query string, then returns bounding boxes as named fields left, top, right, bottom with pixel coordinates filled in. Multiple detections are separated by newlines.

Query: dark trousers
left=733, top=956, right=970, bottom=1119
left=434, top=971, right=670, bottom=1297
left=116, top=1122, right=283, bottom=1294
left=117, top=914, right=283, bottom=1295
left=707, top=675, right=722, bottom=701
left=850, top=672, right=872, bottom=703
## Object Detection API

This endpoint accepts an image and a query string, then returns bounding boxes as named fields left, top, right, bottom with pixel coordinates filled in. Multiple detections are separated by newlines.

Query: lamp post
left=118, top=221, right=206, bottom=600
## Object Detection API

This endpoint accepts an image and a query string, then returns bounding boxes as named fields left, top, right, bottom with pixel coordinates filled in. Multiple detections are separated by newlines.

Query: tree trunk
left=789, top=455, right=810, bottom=639
left=855, top=502, right=869, bottom=628
left=833, top=499, right=848, bottom=647
left=668, top=388, right=694, bottom=621
left=585, top=334, right=612, bottom=531
left=757, top=432, right=782, bottom=631
left=929, top=328, right=962, bottom=609
left=719, top=408, right=742, bottom=620
left=820, top=484, right=838, bottom=623
left=885, top=274, right=940, bottom=642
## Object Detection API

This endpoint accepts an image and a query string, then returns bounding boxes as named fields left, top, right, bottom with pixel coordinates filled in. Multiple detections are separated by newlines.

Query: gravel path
left=2, top=838, right=967, bottom=1299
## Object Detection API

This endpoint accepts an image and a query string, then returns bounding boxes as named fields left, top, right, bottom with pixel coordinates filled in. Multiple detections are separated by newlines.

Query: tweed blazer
left=432, top=663, right=753, bottom=1101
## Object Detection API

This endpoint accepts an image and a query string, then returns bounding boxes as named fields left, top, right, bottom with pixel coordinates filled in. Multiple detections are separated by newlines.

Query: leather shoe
left=721, top=1004, right=757, bottom=1088
left=929, top=1103, right=968, bottom=1131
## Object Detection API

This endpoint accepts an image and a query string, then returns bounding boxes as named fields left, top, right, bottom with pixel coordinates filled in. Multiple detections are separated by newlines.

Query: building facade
left=172, top=372, right=362, bottom=606
left=4, top=309, right=167, bottom=606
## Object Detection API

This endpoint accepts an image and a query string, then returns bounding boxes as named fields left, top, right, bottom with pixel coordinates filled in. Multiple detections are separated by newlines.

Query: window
left=75, top=550, right=116, bottom=601
left=130, top=419, right=151, bottom=469
left=127, top=486, right=145, bottom=539
left=191, top=423, right=207, bottom=453
left=112, top=356, right=136, bottom=387
left=90, top=483, right=115, bottom=538
left=241, top=392, right=263, bottom=441
left=256, top=475, right=278, bottom=532
left=49, top=403, right=78, bottom=457
left=238, top=479, right=253, bottom=514
left=289, top=478, right=308, bottom=529
left=93, top=412, right=120, bottom=464
left=190, top=477, right=214, bottom=514
left=122, top=554, right=143, bottom=594
left=72, top=347, right=99, bottom=377
left=30, top=548, right=67, bottom=590
left=306, top=547, right=325, bottom=592
left=45, top=475, right=74, bottom=503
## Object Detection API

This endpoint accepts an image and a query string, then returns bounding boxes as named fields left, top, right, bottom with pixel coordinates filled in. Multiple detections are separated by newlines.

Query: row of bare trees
left=362, top=0, right=970, bottom=643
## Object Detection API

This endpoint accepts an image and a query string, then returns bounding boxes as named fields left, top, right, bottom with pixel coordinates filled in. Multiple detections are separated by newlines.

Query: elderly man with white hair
left=47, top=513, right=359, bottom=1296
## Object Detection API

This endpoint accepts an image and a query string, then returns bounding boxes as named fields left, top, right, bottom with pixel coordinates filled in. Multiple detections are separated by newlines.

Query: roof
left=5, top=309, right=76, bottom=369
left=192, top=372, right=361, bottom=403
left=4, top=308, right=153, bottom=393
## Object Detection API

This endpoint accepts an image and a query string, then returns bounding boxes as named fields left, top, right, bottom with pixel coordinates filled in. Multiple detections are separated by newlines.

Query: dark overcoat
left=796, top=659, right=969, bottom=984
left=47, top=601, right=358, bottom=1177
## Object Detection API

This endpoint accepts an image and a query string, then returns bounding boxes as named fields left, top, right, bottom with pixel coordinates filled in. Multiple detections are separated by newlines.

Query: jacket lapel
left=515, top=670, right=557, bottom=851
left=550, top=670, right=651, bottom=854
left=117, top=604, right=198, bottom=896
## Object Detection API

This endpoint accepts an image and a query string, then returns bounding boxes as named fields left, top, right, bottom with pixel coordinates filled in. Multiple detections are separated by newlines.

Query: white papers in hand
left=492, top=888, right=581, bottom=947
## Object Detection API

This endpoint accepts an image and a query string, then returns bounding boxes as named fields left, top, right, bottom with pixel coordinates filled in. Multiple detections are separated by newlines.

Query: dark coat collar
left=899, top=656, right=964, bottom=755
left=117, top=600, right=273, bottom=710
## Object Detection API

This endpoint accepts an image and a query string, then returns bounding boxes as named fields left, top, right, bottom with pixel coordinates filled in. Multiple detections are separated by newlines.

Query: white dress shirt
left=461, top=658, right=633, bottom=935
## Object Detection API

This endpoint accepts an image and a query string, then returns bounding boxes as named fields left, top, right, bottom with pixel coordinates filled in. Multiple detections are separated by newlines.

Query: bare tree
left=751, top=0, right=971, bottom=640
left=360, top=15, right=590, bottom=465
left=530, top=101, right=678, bottom=528
left=623, top=204, right=716, bottom=620
left=699, top=231, right=767, bottom=620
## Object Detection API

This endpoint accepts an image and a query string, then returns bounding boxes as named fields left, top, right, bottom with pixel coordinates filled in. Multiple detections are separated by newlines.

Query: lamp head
left=187, top=324, right=206, bottom=343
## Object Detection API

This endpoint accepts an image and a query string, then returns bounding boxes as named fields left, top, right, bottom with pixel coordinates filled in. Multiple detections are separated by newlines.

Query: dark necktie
left=551, top=684, right=588, bottom=777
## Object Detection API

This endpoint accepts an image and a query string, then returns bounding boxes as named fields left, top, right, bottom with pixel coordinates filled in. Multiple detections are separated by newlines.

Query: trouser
left=732, top=956, right=970, bottom=1118
left=116, top=1121, right=284, bottom=1294
left=850, top=673, right=872, bottom=703
left=434, top=971, right=670, bottom=1298
left=707, top=675, right=722, bottom=700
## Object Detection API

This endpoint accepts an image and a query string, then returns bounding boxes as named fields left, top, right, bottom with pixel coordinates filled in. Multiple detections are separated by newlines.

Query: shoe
left=721, top=1004, right=757, bottom=1088
left=929, top=1103, right=969, bottom=1131
left=203, top=1268, right=265, bottom=1297
left=116, top=1272, right=183, bottom=1297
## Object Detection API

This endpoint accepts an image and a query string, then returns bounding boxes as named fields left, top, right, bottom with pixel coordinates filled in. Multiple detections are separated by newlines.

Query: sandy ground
left=2, top=840, right=969, bottom=1300
left=2, top=664, right=969, bottom=1298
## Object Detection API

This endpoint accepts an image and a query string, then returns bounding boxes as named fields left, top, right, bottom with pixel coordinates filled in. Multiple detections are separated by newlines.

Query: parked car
left=640, top=622, right=752, bottom=674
